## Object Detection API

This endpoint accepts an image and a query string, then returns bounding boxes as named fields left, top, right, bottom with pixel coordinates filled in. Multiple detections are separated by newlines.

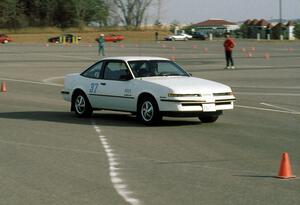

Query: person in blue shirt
left=96, top=34, right=105, bottom=57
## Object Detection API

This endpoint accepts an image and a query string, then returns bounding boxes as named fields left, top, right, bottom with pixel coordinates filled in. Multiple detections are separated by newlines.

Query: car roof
left=100, top=56, right=170, bottom=62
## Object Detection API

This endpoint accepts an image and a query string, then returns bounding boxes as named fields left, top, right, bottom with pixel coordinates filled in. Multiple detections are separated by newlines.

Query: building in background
left=243, top=19, right=295, bottom=40
left=189, top=19, right=239, bottom=37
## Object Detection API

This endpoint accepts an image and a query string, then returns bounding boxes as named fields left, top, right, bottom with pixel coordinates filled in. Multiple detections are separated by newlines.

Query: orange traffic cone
left=277, top=152, right=296, bottom=179
left=264, top=52, right=270, bottom=60
left=1, top=81, right=7, bottom=92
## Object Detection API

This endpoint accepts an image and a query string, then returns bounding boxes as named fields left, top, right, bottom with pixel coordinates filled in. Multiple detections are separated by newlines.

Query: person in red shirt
left=223, top=33, right=236, bottom=69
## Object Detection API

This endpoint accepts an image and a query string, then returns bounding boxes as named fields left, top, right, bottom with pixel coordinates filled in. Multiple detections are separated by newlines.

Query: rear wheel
left=73, top=91, right=93, bottom=117
left=137, top=96, right=161, bottom=125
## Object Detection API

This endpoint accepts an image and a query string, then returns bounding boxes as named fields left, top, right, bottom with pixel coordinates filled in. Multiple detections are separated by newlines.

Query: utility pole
left=279, top=0, right=283, bottom=40
left=279, top=0, right=282, bottom=24
left=156, top=0, right=162, bottom=24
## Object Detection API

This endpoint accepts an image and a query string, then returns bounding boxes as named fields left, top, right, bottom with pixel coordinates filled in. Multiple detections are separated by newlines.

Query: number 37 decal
left=89, top=83, right=99, bottom=93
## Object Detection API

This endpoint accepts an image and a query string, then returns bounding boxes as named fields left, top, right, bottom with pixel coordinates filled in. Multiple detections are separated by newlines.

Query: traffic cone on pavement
left=264, top=52, right=270, bottom=60
left=1, top=81, right=7, bottom=92
left=277, top=152, right=296, bottom=179
left=247, top=52, right=253, bottom=58
left=171, top=56, right=176, bottom=61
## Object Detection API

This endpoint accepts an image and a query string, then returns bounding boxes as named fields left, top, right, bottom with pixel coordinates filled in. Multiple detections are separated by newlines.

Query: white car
left=180, top=33, right=193, bottom=39
left=61, top=56, right=235, bottom=124
left=165, top=34, right=192, bottom=41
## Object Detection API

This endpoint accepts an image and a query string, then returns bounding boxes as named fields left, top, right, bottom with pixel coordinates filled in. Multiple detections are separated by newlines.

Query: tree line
left=0, top=0, right=154, bottom=29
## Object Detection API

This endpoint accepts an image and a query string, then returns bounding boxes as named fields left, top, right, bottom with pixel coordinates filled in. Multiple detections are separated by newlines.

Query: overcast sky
left=151, top=0, right=300, bottom=24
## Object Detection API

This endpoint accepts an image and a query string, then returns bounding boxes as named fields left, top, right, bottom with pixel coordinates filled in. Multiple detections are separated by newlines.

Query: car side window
left=82, top=62, right=103, bottom=79
left=103, top=61, right=132, bottom=81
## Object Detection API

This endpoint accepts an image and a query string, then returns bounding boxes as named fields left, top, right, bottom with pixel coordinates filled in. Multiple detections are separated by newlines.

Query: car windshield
left=128, top=60, right=189, bottom=78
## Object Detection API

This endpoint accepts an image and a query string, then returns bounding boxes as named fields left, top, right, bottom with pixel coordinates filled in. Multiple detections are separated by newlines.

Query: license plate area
left=202, top=104, right=216, bottom=112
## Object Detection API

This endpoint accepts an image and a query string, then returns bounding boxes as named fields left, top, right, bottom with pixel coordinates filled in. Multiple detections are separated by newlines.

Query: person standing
left=223, top=33, right=236, bottom=69
left=155, top=31, right=159, bottom=42
left=96, top=34, right=105, bottom=57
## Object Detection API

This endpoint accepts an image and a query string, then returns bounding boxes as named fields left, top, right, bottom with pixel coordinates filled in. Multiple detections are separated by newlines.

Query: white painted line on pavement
left=235, top=92, right=300, bottom=97
left=42, top=76, right=64, bottom=85
left=260, top=102, right=297, bottom=112
left=36, top=53, right=96, bottom=61
left=233, top=85, right=300, bottom=90
left=236, top=105, right=300, bottom=115
left=91, top=121, right=141, bottom=205
left=0, top=77, right=63, bottom=87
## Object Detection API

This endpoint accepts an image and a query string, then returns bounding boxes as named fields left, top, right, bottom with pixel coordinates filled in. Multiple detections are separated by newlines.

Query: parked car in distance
left=192, top=32, right=207, bottom=40
left=104, top=34, right=125, bottom=42
left=61, top=56, right=236, bottom=125
left=48, top=34, right=82, bottom=43
left=0, top=34, right=13, bottom=44
left=164, top=34, right=192, bottom=41
left=180, top=33, right=193, bottom=40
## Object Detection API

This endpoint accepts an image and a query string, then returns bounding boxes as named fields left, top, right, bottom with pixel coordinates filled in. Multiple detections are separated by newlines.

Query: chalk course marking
left=236, top=104, right=300, bottom=115
left=91, top=120, right=141, bottom=205
left=260, top=102, right=298, bottom=112
left=0, top=77, right=63, bottom=87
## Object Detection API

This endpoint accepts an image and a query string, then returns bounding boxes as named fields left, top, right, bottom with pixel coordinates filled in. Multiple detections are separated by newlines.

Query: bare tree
left=133, top=0, right=152, bottom=27
left=156, top=0, right=162, bottom=24
left=112, top=0, right=153, bottom=27
left=153, top=0, right=163, bottom=26
left=105, top=0, right=122, bottom=26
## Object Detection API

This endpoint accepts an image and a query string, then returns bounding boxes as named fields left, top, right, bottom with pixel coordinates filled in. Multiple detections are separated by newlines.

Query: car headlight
left=213, top=92, right=234, bottom=96
left=168, top=93, right=201, bottom=97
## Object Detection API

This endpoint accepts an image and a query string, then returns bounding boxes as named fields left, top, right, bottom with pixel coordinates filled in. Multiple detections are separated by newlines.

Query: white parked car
left=61, top=57, right=235, bottom=124
left=180, top=33, right=193, bottom=39
left=164, top=34, right=192, bottom=41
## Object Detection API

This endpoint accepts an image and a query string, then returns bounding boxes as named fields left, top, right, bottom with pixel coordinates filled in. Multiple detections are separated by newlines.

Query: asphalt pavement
left=0, top=40, right=299, bottom=205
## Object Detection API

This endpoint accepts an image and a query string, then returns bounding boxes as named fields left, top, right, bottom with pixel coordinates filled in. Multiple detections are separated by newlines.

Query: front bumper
left=159, top=97, right=235, bottom=112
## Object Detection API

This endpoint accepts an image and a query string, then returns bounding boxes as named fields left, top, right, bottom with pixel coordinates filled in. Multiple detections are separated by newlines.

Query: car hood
left=140, top=76, right=231, bottom=93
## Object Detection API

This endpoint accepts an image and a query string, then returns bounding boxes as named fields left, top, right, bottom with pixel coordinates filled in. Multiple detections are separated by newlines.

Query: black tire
left=199, top=115, right=219, bottom=123
left=137, top=96, right=161, bottom=125
left=73, top=91, right=93, bottom=117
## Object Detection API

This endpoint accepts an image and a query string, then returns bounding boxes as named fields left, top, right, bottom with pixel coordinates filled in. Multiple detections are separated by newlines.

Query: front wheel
left=199, top=115, right=219, bottom=123
left=137, top=97, right=161, bottom=125
left=73, top=92, right=93, bottom=117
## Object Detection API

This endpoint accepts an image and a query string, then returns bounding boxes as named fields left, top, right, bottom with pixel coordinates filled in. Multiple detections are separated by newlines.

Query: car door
left=99, top=60, right=136, bottom=112
left=81, top=61, right=106, bottom=109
